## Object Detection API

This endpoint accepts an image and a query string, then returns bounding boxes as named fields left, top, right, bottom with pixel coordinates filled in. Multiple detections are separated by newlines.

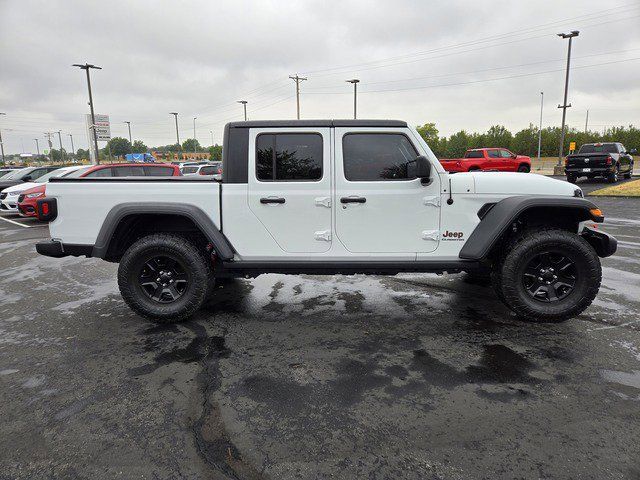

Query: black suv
left=565, top=142, right=635, bottom=183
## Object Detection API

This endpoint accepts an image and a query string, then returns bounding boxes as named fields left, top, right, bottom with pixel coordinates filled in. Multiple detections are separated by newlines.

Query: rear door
left=485, top=149, right=501, bottom=170
left=334, top=128, right=441, bottom=255
left=247, top=128, right=332, bottom=253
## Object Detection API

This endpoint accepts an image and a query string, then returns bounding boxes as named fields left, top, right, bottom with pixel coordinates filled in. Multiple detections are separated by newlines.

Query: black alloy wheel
left=138, top=255, right=189, bottom=303
left=522, top=251, right=576, bottom=303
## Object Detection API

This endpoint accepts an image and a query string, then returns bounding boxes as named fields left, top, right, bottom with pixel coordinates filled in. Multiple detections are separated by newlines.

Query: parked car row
left=439, top=148, right=531, bottom=173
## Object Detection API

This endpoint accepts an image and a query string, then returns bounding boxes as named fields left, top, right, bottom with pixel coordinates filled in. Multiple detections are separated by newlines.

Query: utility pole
left=124, top=121, right=132, bottom=143
left=537, top=91, right=544, bottom=162
left=556, top=31, right=579, bottom=171
left=584, top=110, right=589, bottom=133
left=68, top=134, right=75, bottom=157
left=170, top=112, right=180, bottom=146
left=0, top=112, right=5, bottom=165
left=44, top=132, right=54, bottom=161
left=346, top=79, right=360, bottom=119
left=289, top=75, right=307, bottom=119
left=193, top=117, right=197, bottom=153
left=34, top=138, right=40, bottom=156
left=210, top=130, right=214, bottom=146
left=237, top=100, right=248, bottom=121
left=73, top=63, right=102, bottom=164
left=57, top=130, right=65, bottom=162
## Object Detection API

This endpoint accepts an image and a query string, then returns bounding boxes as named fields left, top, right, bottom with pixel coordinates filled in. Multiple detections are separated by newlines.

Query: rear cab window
left=143, top=166, right=174, bottom=176
left=342, top=133, right=418, bottom=181
left=464, top=150, right=483, bottom=159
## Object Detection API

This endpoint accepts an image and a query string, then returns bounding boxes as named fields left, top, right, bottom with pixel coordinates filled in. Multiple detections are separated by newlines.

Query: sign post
left=85, top=114, right=111, bottom=164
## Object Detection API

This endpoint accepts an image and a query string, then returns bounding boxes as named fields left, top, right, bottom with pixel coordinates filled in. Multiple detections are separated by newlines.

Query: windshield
left=35, top=168, right=76, bottom=183
left=0, top=169, right=17, bottom=178
left=65, top=166, right=94, bottom=178
left=578, top=144, right=617, bottom=154
left=1, top=168, right=30, bottom=180
left=181, top=166, right=199, bottom=174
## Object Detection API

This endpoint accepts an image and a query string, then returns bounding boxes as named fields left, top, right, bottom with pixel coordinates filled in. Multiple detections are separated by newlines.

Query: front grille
left=17, top=194, right=25, bottom=203
left=0, top=193, right=6, bottom=200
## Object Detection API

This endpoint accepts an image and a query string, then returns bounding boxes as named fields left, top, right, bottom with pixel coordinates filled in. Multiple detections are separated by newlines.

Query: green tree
left=444, top=130, right=471, bottom=158
left=76, top=148, right=89, bottom=160
left=105, top=137, right=132, bottom=157
left=182, top=138, right=201, bottom=152
left=416, top=123, right=442, bottom=157
left=208, top=144, right=222, bottom=161
left=485, top=125, right=512, bottom=148
left=512, top=124, right=538, bottom=156
left=131, top=140, right=148, bottom=154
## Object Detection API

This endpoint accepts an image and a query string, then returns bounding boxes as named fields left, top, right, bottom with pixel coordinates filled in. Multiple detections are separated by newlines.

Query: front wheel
left=566, top=173, right=577, bottom=184
left=517, top=164, right=530, bottom=172
left=497, top=229, right=601, bottom=322
left=607, top=165, right=619, bottom=183
left=623, top=162, right=633, bottom=179
left=118, top=233, right=213, bottom=322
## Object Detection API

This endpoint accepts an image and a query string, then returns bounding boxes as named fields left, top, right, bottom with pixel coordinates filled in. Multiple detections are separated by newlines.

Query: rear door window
left=256, top=133, right=323, bottom=181
left=342, top=133, right=418, bottom=181
left=113, top=166, right=146, bottom=176
left=199, top=166, right=216, bottom=175
left=85, top=168, right=113, bottom=177
left=143, top=166, right=174, bottom=176
left=464, top=151, right=484, bottom=158
left=487, top=150, right=500, bottom=158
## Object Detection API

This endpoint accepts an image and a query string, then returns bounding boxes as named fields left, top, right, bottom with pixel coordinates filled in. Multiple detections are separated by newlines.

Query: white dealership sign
left=86, top=114, right=111, bottom=141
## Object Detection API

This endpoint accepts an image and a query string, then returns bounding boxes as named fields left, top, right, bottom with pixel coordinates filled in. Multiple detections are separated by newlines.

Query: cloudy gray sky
left=1, top=0, right=639, bottom=154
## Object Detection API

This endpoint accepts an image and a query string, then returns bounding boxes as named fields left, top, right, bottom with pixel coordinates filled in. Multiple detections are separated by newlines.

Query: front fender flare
left=459, top=196, right=603, bottom=261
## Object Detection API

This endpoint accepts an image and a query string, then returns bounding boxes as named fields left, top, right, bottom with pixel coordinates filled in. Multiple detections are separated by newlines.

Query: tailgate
left=566, top=154, right=609, bottom=168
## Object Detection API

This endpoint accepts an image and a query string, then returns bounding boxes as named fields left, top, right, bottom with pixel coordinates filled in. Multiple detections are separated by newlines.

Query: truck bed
left=46, top=177, right=221, bottom=246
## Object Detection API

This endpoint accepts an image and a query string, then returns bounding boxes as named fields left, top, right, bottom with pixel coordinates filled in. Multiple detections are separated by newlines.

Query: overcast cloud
left=1, top=0, right=639, bottom=154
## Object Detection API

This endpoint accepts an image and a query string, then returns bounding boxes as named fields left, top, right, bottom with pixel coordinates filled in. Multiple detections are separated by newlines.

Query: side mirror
left=629, top=148, right=637, bottom=155
left=22, top=175, right=32, bottom=181
left=415, top=155, right=431, bottom=180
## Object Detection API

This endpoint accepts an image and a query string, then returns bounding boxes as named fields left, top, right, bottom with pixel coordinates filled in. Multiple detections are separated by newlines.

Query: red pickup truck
left=440, top=148, right=531, bottom=173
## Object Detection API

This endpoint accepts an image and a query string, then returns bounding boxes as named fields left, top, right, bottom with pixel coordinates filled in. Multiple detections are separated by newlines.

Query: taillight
left=564, top=158, right=568, bottom=167
left=36, top=198, right=57, bottom=222
left=217, top=168, right=222, bottom=174
left=606, top=156, right=613, bottom=165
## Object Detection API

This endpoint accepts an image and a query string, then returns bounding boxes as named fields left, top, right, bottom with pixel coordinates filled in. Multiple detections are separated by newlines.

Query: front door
left=247, top=128, right=332, bottom=253
left=334, top=128, right=441, bottom=254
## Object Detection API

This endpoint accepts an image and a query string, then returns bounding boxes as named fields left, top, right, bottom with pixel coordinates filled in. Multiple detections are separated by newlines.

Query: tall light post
left=56, top=130, right=65, bottom=162
left=537, top=91, right=544, bottom=162
left=170, top=112, right=180, bottom=147
left=73, top=63, right=102, bottom=164
left=68, top=134, right=75, bottom=157
left=584, top=110, right=589, bottom=133
left=556, top=31, right=579, bottom=170
left=210, top=130, right=214, bottom=146
left=346, top=79, right=360, bottom=119
left=193, top=117, right=197, bottom=153
left=237, top=100, right=248, bottom=121
left=124, top=121, right=132, bottom=143
left=44, top=132, right=54, bottom=161
left=289, top=75, right=307, bottom=120
left=34, top=138, right=40, bottom=156
left=0, top=112, right=6, bottom=165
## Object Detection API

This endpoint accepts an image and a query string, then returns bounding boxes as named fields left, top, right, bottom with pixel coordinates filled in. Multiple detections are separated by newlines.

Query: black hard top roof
left=226, top=119, right=408, bottom=128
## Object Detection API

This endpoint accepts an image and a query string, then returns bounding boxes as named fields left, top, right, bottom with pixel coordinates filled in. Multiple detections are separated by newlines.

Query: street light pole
left=68, top=134, right=75, bottom=157
left=170, top=112, right=180, bottom=146
left=193, top=117, right=197, bottom=153
left=346, top=79, right=360, bottom=119
left=289, top=75, right=307, bottom=120
left=44, top=132, right=54, bottom=161
left=124, top=121, right=132, bottom=143
left=34, top=138, right=40, bottom=156
left=537, top=91, right=544, bottom=162
left=556, top=31, right=579, bottom=169
left=57, top=130, right=65, bottom=162
left=73, top=63, right=102, bottom=165
left=210, top=130, right=214, bottom=146
left=584, top=110, right=589, bottom=133
left=237, top=100, right=248, bottom=121
left=0, top=112, right=6, bottom=165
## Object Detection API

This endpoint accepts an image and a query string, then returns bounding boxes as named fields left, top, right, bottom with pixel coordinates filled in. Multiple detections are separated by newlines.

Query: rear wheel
left=497, top=229, right=601, bottom=322
left=118, top=233, right=212, bottom=322
left=566, top=173, right=577, bottom=184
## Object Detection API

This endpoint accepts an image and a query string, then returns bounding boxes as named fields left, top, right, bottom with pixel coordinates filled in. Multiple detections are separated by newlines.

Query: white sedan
left=0, top=166, right=85, bottom=212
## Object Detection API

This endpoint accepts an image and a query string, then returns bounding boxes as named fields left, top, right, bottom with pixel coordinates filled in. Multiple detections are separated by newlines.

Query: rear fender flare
left=92, top=203, right=234, bottom=260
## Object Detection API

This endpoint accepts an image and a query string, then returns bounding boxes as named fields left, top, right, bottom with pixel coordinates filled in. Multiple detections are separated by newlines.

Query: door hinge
left=314, top=230, right=332, bottom=242
left=421, top=229, right=440, bottom=241
left=315, top=196, right=331, bottom=208
left=423, top=195, right=440, bottom=207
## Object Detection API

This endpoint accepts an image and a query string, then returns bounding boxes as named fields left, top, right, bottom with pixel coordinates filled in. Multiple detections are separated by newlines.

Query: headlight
left=26, top=192, right=43, bottom=198
left=8, top=191, right=18, bottom=196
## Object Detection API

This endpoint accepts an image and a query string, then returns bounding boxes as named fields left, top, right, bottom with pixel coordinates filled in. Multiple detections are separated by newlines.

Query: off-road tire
left=623, top=163, right=633, bottom=179
left=566, top=174, right=577, bottom=184
left=118, top=233, right=213, bottom=322
left=498, top=228, right=601, bottom=322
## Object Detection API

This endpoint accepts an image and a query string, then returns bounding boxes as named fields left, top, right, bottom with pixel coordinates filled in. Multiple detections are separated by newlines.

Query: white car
left=180, top=162, right=222, bottom=179
left=37, top=119, right=616, bottom=323
left=0, top=166, right=85, bottom=212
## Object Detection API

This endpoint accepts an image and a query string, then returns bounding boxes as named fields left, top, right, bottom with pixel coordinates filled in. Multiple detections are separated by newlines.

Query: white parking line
left=0, top=216, right=44, bottom=229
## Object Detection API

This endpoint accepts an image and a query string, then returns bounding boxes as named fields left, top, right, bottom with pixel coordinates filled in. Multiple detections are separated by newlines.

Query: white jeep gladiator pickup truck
left=35, top=119, right=617, bottom=323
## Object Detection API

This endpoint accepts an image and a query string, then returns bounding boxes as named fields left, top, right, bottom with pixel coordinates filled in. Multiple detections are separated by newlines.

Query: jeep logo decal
left=442, top=230, right=464, bottom=240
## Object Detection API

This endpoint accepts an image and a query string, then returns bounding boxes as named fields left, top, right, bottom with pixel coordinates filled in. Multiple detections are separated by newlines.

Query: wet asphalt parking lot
left=1, top=178, right=639, bottom=479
